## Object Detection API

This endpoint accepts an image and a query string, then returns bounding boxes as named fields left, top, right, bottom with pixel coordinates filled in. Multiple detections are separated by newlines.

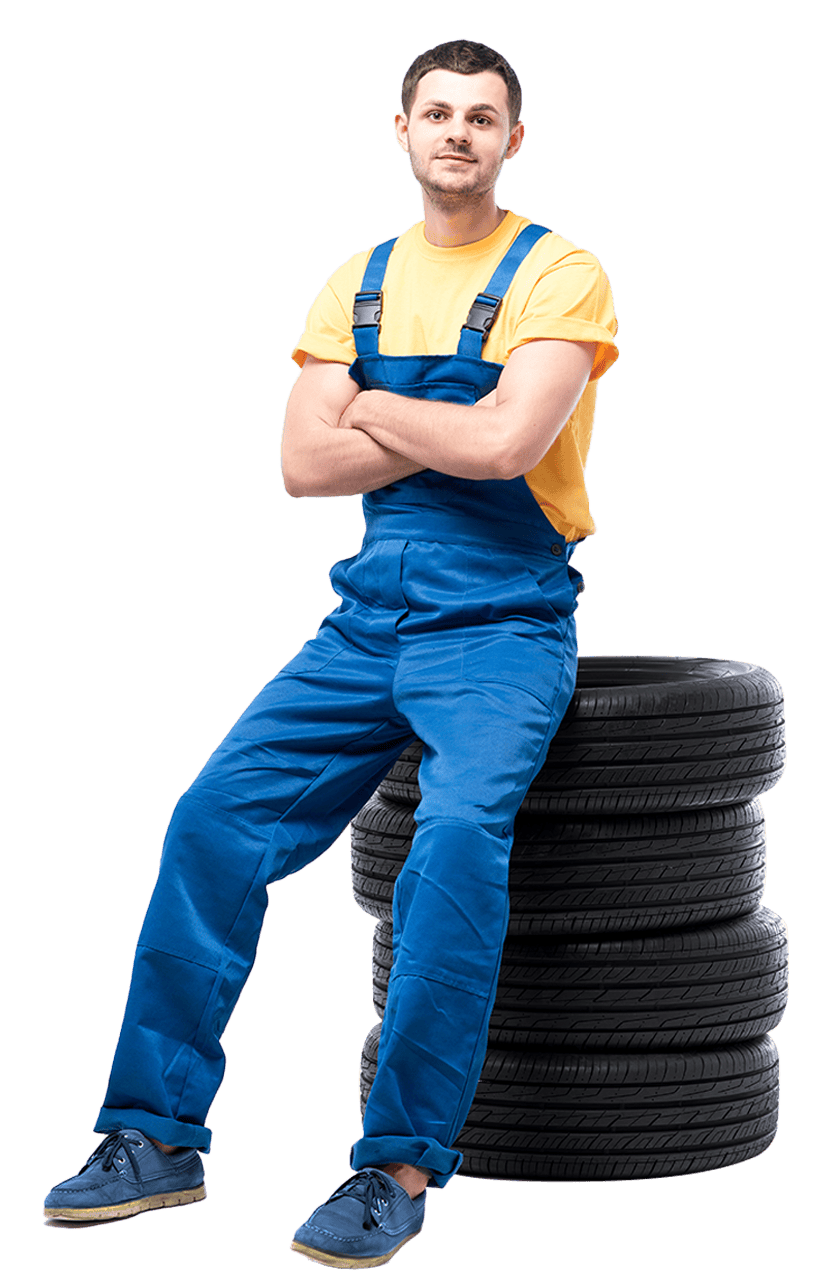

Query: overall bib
left=97, top=225, right=584, bottom=1186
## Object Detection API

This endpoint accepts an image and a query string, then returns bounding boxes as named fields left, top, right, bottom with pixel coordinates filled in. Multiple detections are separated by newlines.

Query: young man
left=45, top=39, right=617, bottom=1268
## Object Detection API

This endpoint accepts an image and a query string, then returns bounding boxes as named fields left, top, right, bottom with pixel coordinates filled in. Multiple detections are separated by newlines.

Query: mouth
left=436, top=154, right=475, bottom=163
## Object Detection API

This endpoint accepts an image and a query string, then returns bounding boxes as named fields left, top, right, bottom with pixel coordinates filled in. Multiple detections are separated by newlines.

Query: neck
left=421, top=190, right=507, bottom=247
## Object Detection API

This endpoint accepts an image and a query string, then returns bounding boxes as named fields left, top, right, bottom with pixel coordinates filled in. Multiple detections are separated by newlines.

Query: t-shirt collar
left=413, top=210, right=521, bottom=263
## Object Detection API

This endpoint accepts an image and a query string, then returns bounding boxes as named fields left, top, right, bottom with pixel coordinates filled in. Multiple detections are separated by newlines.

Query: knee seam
left=388, top=968, right=490, bottom=1002
left=134, top=942, right=218, bottom=973
left=178, top=788, right=264, bottom=836
left=412, top=816, right=507, bottom=843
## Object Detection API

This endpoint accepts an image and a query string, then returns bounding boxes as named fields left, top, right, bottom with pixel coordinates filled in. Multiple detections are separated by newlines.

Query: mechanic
left=45, top=38, right=618, bottom=1268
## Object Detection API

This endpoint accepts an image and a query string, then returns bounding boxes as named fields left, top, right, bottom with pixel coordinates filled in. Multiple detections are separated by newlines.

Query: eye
left=426, top=111, right=445, bottom=121
left=473, top=116, right=492, bottom=127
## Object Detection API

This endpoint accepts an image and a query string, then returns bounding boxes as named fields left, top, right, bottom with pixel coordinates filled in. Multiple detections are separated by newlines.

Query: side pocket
left=278, top=636, right=341, bottom=677
left=329, top=553, right=359, bottom=601
left=519, top=555, right=583, bottom=621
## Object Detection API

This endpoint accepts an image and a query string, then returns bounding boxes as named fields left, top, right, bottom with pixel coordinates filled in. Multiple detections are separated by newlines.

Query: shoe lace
left=80, top=1131, right=145, bottom=1181
left=327, top=1170, right=398, bottom=1231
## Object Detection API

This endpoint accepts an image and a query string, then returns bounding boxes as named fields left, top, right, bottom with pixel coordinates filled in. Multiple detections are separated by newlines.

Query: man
left=45, top=39, right=617, bottom=1268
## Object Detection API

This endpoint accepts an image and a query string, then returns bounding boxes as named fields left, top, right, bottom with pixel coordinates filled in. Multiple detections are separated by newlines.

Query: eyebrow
left=419, top=98, right=503, bottom=118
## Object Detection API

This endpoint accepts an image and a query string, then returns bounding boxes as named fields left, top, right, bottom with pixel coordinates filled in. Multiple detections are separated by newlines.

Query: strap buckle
left=353, top=291, right=383, bottom=328
left=462, top=292, right=502, bottom=335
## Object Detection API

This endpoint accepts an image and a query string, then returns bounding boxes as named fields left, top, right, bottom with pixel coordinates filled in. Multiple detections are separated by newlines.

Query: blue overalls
left=96, top=225, right=584, bottom=1186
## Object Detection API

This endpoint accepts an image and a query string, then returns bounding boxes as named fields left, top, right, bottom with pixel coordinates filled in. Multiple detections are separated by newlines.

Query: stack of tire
left=354, top=657, right=788, bottom=1180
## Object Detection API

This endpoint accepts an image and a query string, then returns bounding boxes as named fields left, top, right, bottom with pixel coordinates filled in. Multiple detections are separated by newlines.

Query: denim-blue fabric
left=96, top=225, right=583, bottom=1187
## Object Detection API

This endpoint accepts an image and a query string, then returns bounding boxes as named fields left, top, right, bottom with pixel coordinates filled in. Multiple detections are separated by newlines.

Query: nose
left=443, top=113, right=471, bottom=147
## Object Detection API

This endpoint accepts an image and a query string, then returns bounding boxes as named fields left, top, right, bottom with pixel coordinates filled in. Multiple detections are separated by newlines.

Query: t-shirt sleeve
left=291, top=253, right=368, bottom=368
left=509, top=249, right=619, bottom=381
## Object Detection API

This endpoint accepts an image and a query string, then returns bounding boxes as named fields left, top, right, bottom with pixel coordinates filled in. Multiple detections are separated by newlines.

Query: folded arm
left=338, top=339, right=596, bottom=481
left=281, top=356, right=425, bottom=497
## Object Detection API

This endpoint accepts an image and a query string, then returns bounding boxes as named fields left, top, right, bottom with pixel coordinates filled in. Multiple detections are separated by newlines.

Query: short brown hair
left=401, top=40, right=522, bottom=130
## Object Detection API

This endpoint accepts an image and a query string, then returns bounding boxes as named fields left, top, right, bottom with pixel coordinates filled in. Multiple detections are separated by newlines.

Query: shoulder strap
left=456, top=223, right=552, bottom=358
left=352, top=238, right=397, bottom=357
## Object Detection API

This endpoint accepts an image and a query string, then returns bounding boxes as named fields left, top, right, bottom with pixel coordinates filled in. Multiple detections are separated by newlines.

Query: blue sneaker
left=44, top=1129, right=206, bottom=1221
left=291, top=1168, right=425, bottom=1268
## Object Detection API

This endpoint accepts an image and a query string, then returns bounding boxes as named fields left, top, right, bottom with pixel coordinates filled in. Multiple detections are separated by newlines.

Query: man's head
left=401, top=40, right=522, bottom=132
left=397, top=40, right=524, bottom=213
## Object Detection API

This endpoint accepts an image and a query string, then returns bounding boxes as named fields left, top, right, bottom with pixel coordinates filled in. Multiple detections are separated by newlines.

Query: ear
left=395, top=113, right=410, bottom=152
left=505, top=121, right=525, bottom=160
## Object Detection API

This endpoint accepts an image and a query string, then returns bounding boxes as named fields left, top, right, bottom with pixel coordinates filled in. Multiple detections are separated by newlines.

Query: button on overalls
left=97, top=225, right=585, bottom=1186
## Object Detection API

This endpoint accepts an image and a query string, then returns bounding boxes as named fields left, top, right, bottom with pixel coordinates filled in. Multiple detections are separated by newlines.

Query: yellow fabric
left=292, top=211, right=618, bottom=540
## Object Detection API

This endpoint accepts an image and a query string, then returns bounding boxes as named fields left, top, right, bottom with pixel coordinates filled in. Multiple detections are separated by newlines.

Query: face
left=396, top=69, right=523, bottom=206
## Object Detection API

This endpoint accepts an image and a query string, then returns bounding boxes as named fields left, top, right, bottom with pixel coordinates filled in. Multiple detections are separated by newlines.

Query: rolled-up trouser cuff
left=95, top=1107, right=212, bottom=1153
left=350, top=1136, right=463, bottom=1188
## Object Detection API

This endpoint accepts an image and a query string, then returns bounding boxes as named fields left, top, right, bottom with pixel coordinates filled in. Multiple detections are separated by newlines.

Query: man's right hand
left=281, top=356, right=425, bottom=498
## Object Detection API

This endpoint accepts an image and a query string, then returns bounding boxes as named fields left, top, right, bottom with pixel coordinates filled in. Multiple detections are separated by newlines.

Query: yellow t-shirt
left=292, top=211, right=618, bottom=541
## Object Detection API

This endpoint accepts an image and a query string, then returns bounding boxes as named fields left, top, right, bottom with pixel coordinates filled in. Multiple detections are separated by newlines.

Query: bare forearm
left=281, top=357, right=425, bottom=498
left=341, top=389, right=524, bottom=481
left=282, top=419, right=424, bottom=497
left=339, top=341, right=596, bottom=481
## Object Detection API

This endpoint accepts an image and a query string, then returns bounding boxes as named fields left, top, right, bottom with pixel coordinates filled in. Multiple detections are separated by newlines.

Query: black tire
left=352, top=793, right=767, bottom=936
left=377, top=658, right=785, bottom=815
left=360, top=1025, right=779, bottom=1181
left=371, top=908, right=788, bottom=1050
